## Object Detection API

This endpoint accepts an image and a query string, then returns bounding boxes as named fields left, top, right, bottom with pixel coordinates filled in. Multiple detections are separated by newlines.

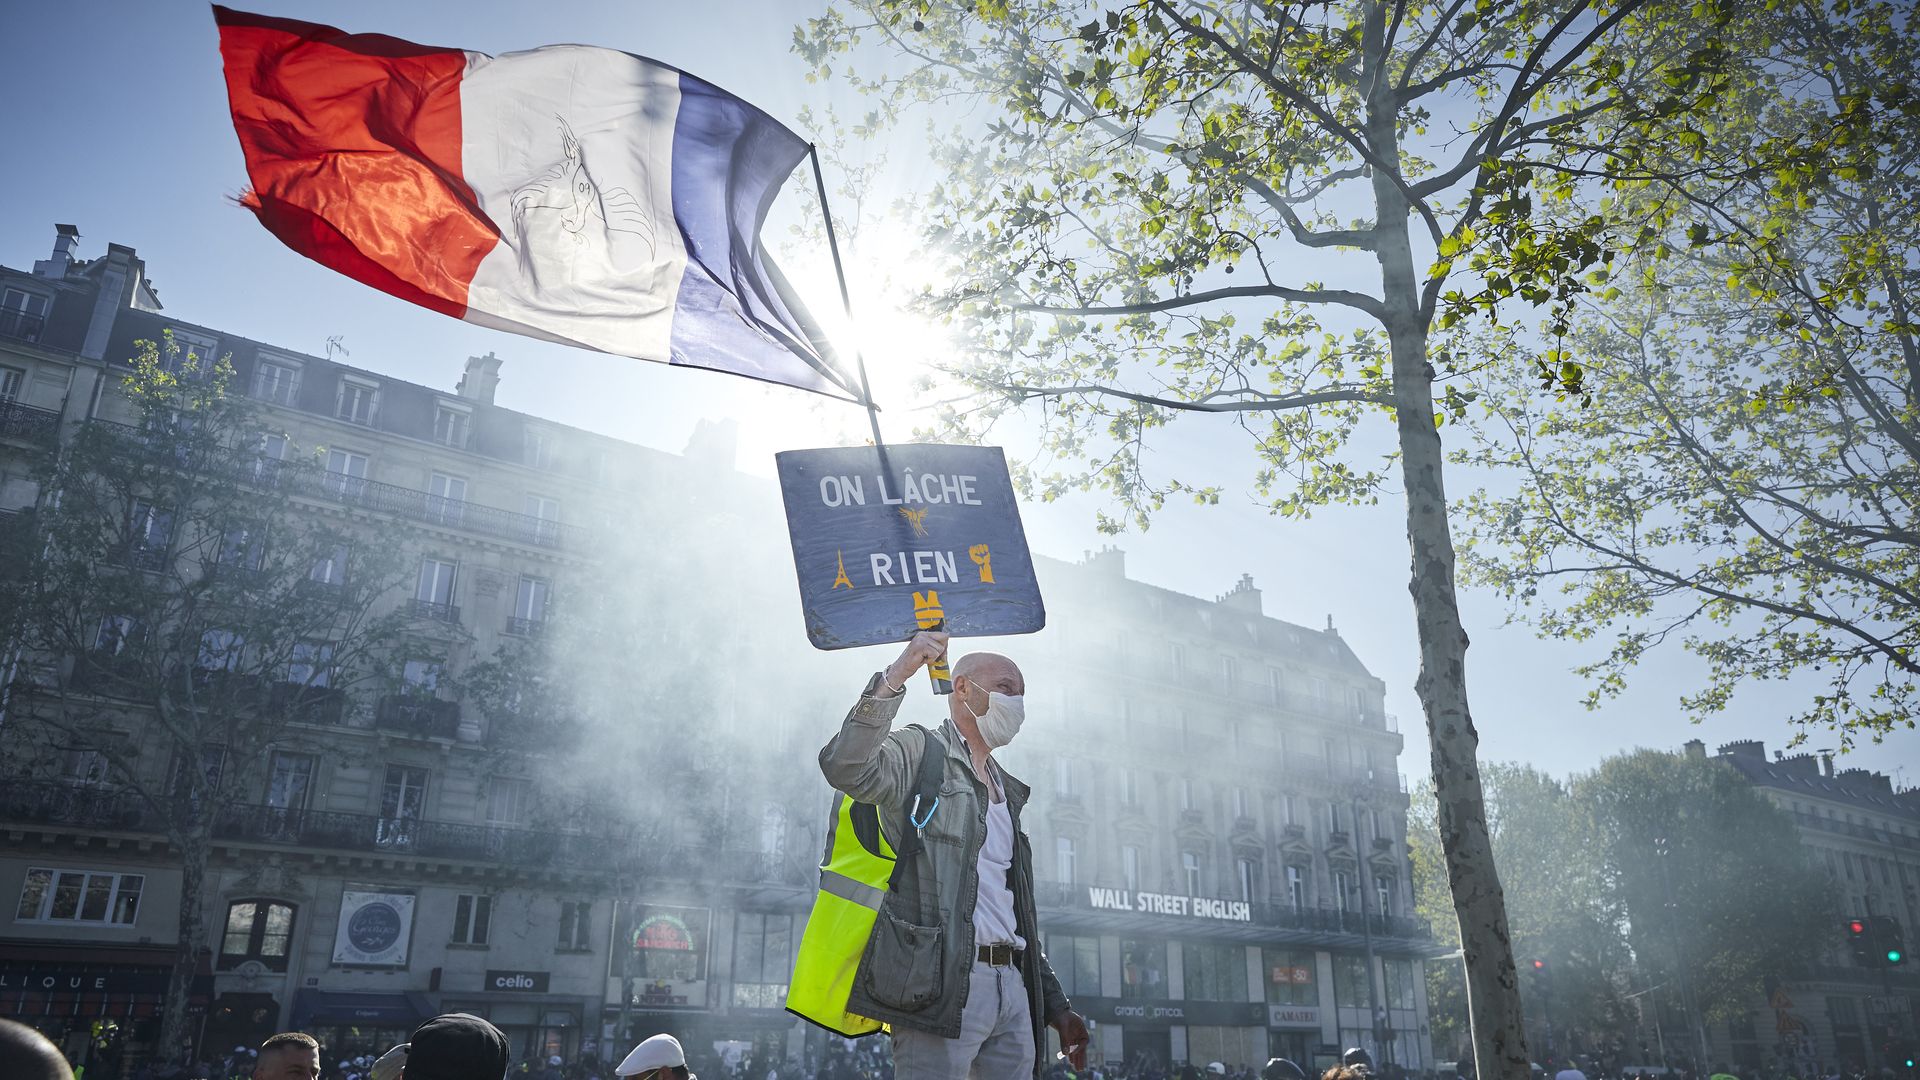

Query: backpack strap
left=886, top=723, right=948, bottom=892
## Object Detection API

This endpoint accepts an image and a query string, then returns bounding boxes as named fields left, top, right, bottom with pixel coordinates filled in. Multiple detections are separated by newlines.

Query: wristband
left=881, top=673, right=906, bottom=695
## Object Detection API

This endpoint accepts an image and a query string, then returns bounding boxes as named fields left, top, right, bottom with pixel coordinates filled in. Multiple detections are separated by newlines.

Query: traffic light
left=1849, top=918, right=1875, bottom=966
left=1532, top=959, right=1548, bottom=971
left=1878, top=915, right=1907, bottom=965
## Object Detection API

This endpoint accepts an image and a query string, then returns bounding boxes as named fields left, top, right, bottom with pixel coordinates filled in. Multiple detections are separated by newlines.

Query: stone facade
left=0, top=224, right=1432, bottom=1077
left=1699, top=739, right=1920, bottom=1073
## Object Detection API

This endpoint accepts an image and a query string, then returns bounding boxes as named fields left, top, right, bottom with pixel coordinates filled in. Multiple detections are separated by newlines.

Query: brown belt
left=977, top=943, right=1022, bottom=966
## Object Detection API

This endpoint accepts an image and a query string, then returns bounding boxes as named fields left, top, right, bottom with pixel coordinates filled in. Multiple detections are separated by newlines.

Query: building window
left=1182, top=850, right=1202, bottom=895
left=377, top=765, right=428, bottom=847
left=1384, top=957, right=1416, bottom=1010
left=1, top=365, right=25, bottom=400
left=1119, top=938, right=1167, bottom=999
left=324, top=449, right=368, bottom=497
left=309, top=541, right=349, bottom=588
left=1, top=288, right=50, bottom=342
left=16, top=868, right=143, bottom=925
left=1119, top=767, right=1138, bottom=807
left=1332, top=953, right=1371, bottom=1007
left=1056, top=836, right=1077, bottom=885
left=1183, top=941, right=1250, bottom=1001
left=124, top=498, right=173, bottom=570
left=1375, top=876, right=1393, bottom=916
left=1122, top=845, right=1141, bottom=893
left=265, top=753, right=315, bottom=810
left=760, top=804, right=788, bottom=862
left=336, top=378, right=379, bottom=425
left=1237, top=857, right=1259, bottom=903
left=731, top=912, right=794, bottom=1008
left=196, top=629, right=246, bottom=673
left=433, top=403, right=471, bottom=448
left=486, top=778, right=531, bottom=825
left=557, top=901, right=593, bottom=950
left=1180, top=778, right=1195, bottom=812
left=1055, top=758, right=1074, bottom=797
left=1334, top=869, right=1354, bottom=912
left=452, top=894, right=492, bottom=945
left=219, top=900, right=295, bottom=970
left=509, top=577, right=549, bottom=636
left=428, top=473, right=467, bottom=525
left=217, top=524, right=265, bottom=570
left=1285, top=865, right=1306, bottom=912
left=163, top=329, right=219, bottom=378
left=1264, top=947, right=1317, bottom=1005
left=1268, top=667, right=1285, bottom=705
left=1171, top=642, right=1185, bottom=673
left=252, top=359, right=301, bottom=405
left=1232, top=786, right=1248, bottom=820
left=523, top=427, right=553, bottom=469
left=414, top=558, right=458, bottom=621
left=286, top=640, right=334, bottom=687
left=1043, top=933, right=1102, bottom=999
left=524, top=495, right=559, bottom=544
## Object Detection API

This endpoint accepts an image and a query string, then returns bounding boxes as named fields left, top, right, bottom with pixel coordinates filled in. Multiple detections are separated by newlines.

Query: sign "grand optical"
left=1086, top=887, right=1252, bottom=923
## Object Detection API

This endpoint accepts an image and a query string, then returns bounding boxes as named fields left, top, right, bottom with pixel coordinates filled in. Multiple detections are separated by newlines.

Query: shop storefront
left=0, top=946, right=210, bottom=1077
left=290, top=988, right=435, bottom=1064
left=1078, top=997, right=1268, bottom=1071
left=439, top=971, right=589, bottom=1064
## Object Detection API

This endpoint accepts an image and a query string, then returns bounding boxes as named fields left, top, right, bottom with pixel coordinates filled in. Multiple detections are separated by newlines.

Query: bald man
left=0, top=1019, right=74, bottom=1080
left=820, top=630, right=1089, bottom=1080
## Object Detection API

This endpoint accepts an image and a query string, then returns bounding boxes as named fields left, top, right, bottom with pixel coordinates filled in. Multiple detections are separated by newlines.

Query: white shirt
left=960, top=731, right=1026, bottom=949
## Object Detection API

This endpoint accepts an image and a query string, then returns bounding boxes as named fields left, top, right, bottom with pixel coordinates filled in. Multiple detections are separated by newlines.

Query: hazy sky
left=6, top=0, right=1914, bottom=786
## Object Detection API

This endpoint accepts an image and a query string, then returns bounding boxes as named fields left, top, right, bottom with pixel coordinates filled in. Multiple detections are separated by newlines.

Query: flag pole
left=808, top=143, right=886, bottom=450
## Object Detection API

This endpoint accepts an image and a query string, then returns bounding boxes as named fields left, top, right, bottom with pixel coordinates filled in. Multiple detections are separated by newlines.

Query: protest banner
left=775, top=444, right=1045, bottom=650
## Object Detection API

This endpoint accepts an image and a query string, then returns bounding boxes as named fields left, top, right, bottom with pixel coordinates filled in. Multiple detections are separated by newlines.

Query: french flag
left=213, top=7, right=858, bottom=401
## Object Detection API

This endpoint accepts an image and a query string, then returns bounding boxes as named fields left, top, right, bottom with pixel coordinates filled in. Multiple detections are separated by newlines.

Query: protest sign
left=775, top=444, right=1045, bottom=649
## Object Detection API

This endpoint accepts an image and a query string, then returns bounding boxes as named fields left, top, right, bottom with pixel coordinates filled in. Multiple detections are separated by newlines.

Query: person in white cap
left=614, top=1034, right=694, bottom=1080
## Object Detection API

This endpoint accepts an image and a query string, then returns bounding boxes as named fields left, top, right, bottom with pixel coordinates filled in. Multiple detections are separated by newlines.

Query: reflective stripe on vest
left=786, top=793, right=894, bottom=1037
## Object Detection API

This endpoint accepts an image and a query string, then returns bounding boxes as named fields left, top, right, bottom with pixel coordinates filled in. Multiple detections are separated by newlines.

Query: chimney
left=1682, top=738, right=1706, bottom=760
left=1717, top=739, right=1765, bottom=761
left=1326, top=614, right=1338, bottom=637
left=456, top=352, right=502, bottom=405
left=1822, top=753, right=1834, bottom=778
left=79, top=243, right=151, bottom=360
left=1216, top=573, right=1263, bottom=615
left=1082, top=546, right=1126, bottom=578
left=33, top=224, right=81, bottom=279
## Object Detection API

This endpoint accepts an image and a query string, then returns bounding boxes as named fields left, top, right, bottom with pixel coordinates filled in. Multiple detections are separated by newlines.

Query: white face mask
left=965, top=688, right=1026, bottom=750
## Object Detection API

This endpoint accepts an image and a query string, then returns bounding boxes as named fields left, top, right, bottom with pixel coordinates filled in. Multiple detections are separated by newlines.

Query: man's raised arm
left=818, top=630, right=949, bottom=811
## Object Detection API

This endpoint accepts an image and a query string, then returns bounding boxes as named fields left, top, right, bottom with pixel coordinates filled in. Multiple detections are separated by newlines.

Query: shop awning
left=291, top=989, right=435, bottom=1028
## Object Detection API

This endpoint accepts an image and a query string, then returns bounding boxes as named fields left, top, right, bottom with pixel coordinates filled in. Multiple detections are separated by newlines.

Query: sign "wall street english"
left=1086, top=886, right=1253, bottom=923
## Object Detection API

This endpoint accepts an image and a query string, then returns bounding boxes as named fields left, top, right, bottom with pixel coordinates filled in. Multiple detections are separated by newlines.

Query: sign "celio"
left=485, top=970, right=550, bottom=993
left=1086, top=887, right=1253, bottom=923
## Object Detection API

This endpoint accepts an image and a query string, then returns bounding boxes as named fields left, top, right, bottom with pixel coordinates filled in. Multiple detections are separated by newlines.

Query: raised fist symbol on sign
left=969, top=544, right=995, bottom=583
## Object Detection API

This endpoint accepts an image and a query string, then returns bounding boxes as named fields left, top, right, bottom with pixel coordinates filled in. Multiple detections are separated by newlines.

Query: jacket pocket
left=862, top=909, right=945, bottom=1011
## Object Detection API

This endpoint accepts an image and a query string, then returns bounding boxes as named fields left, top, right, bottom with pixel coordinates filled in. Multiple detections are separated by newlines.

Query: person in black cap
left=1266, top=1059, right=1309, bottom=1080
left=1345, top=1049, right=1377, bottom=1075
left=0, top=1019, right=73, bottom=1080
left=401, top=1014, right=510, bottom=1080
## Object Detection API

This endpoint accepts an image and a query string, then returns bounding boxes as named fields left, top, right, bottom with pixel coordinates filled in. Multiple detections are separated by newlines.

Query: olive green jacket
left=818, top=674, right=1071, bottom=1072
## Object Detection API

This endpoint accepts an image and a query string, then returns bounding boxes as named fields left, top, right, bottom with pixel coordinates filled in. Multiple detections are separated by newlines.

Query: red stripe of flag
left=212, top=5, right=498, bottom=317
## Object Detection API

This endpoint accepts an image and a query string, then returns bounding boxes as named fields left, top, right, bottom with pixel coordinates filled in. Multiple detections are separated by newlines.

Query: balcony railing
left=375, top=695, right=462, bottom=738
left=85, top=422, right=591, bottom=552
left=0, top=309, right=47, bottom=343
left=0, top=400, right=60, bottom=446
left=258, top=459, right=588, bottom=550
left=407, top=598, right=461, bottom=624
left=0, top=779, right=810, bottom=882
left=504, top=616, right=545, bottom=637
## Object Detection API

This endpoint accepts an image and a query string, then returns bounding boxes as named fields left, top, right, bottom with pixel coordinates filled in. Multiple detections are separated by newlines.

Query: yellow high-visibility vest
left=788, top=723, right=946, bottom=1038
left=786, top=792, right=894, bottom=1037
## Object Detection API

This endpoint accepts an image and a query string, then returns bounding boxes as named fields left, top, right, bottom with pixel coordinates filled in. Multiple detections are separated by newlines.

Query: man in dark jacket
left=820, top=629, right=1091, bottom=1080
